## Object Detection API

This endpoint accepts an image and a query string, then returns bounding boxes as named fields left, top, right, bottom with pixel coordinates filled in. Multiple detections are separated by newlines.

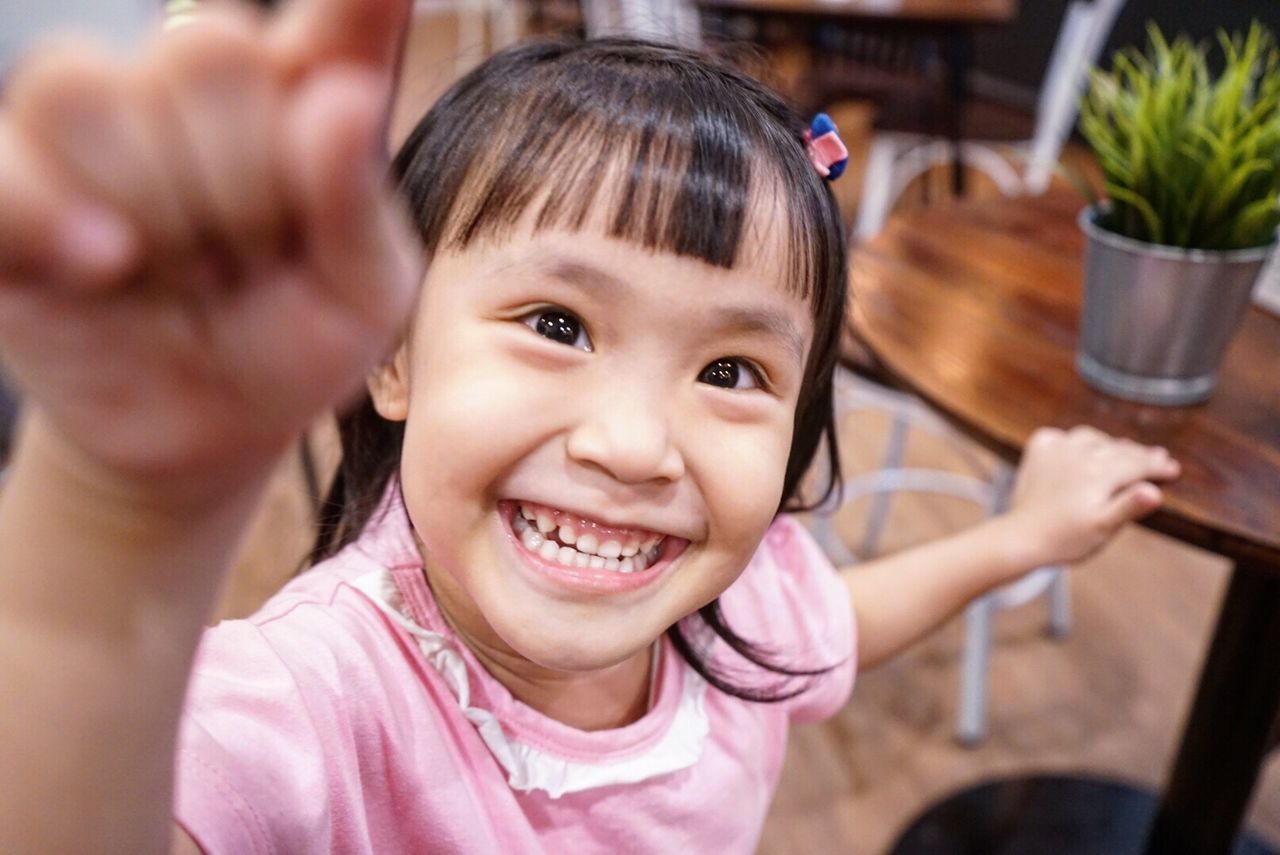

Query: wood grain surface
left=850, top=187, right=1280, bottom=563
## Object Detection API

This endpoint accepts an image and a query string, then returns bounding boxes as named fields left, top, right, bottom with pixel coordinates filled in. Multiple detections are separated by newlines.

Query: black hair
left=311, top=38, right=849, bottom=702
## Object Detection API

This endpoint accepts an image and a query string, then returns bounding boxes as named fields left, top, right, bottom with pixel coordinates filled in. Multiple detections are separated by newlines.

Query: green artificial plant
left=1078, top=20, right=1280, bottom=251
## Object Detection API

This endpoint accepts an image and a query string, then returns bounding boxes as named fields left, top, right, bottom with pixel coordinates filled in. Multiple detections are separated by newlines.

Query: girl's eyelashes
left=698, top=358, right=766, bottom=392
left=522, top=308, right=593, bottom=351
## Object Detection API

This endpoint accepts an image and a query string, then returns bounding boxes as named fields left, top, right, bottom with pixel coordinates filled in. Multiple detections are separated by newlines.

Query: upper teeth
left=512, top=504, right=663, bottom=573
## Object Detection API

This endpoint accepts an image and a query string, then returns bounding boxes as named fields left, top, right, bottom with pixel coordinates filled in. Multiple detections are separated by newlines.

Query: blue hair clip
left=805, top=113, right=849, bottom=181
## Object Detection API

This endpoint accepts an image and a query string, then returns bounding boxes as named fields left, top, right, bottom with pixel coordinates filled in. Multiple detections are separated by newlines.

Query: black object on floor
left=888, top=775, right=1276, bottom=855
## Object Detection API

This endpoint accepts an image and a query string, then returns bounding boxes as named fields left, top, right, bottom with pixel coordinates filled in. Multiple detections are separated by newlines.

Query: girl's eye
left=524, top=309, right=592, bottom=351
left=699, top=358, right=763, bottom=391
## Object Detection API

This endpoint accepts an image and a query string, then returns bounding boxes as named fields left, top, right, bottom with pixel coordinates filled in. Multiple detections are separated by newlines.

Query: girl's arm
left=841, top=426, right=1181, bottom=670
left=0, top=1, right=418, bottom=851
left=0, top=416, right=269, bottom=854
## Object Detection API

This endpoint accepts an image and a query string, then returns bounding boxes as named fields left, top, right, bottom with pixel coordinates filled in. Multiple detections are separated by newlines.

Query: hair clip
left=804, top=113, right=849, bottom=181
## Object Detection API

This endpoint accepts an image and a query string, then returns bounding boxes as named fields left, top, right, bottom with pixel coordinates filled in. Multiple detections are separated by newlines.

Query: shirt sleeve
left=174, top=619, right=330, bottom=855
left=715, top=514, right=857, bottom=724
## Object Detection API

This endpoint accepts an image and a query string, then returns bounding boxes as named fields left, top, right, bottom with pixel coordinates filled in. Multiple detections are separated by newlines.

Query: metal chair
left=580, top=0, right=701, bottom=47
left=853, top=0, right=1126, bottom=241
left=809, top=368, right=1070, bottom=745
left=815, top=1, right=1126, bottom=745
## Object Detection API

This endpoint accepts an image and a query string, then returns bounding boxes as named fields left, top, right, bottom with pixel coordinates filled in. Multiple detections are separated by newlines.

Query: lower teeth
left=513, top=512, right=659, bottom=573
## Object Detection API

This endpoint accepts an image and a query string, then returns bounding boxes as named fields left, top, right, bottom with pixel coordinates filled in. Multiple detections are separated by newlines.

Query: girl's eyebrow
left=531, top=256, right=808, bottom=366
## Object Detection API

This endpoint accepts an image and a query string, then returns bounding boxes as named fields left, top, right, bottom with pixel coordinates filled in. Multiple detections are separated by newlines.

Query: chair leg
left=1048, top=568, right=1072, bottom=638
left=455, top=0, right=486, bottom=77
left=954, top=460, right=1007, bottom=745
left=957, top=594, right=995, bottom=745
left=853, top=135, right=902, bottom=242
left=489, top=0, right=521, bottom=50
left=809, top=514, right=857, bottom=567
left=860, top=409, right=910, bottom=559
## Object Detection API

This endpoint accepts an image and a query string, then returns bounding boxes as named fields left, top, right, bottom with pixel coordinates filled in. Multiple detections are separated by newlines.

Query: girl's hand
left=1004, top=426, right=1182, bottom=568
left=0, top=0, right=420, bottom=502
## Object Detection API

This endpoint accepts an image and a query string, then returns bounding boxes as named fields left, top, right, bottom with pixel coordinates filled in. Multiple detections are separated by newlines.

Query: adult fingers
left=0, top=115, right=137, bottom=289
left=282, top=66, right=421, bottom=336
left=271, top=0, right=413, bottom=82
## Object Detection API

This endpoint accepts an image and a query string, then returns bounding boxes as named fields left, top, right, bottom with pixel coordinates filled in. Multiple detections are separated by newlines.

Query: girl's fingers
left=1098, top=444, right=1181, bottom=491
left=1102, top=481, right=1163, bottom=529
left=149, top=11, right=285, bottom=254
left=271, top=0, right=413, bottom=80
left=7, top=41, right=197, bottom=257
left=0, top=116, right=137, bottom=288
left=282, top=67, right=420, bottom=334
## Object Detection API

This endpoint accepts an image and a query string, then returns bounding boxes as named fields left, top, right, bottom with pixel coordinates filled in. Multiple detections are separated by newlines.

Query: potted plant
left=1074, top=21, right=1280, bottom=405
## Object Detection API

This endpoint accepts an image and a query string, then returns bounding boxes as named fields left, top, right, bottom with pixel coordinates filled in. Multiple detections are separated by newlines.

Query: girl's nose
left=565, top=387, right=686, bottom=485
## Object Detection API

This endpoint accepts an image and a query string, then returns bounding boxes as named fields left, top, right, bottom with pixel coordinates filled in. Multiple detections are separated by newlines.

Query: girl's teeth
left=522, top=528, right=544, bottom=550
left=514, top=504, right=665, bottom=571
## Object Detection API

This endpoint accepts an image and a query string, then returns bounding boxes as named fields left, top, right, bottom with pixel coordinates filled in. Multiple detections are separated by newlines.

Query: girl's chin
left=508, top=636, right=653, bottom=674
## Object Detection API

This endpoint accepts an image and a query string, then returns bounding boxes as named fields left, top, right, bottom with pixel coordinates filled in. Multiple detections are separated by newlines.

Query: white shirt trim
left=350, top=569, right=709, bottom=799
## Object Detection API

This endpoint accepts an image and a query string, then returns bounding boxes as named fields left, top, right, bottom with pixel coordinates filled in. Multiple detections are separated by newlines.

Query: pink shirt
left=175, top=496, right=856, bottom=854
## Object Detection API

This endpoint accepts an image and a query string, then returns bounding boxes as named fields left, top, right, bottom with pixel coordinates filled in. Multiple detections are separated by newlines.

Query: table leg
left=940, top=28, right=973, bottom=197
left=1146, top=559, right=1280, bottom=855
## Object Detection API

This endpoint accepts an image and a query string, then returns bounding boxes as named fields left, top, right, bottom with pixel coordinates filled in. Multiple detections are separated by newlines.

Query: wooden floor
left=212, top=8, right=1280, bottom=853
left=763, top=397, right=1280, bottom=853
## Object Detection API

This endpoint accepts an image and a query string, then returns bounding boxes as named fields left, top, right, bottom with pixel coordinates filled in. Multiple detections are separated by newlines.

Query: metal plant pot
left=1076, top=207, right=1275, bottom=406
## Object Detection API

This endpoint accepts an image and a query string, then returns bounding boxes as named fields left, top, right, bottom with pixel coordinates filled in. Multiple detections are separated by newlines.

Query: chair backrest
left=1022, top=0, right=1126, bottom=194
left=580, top=0, right=701, bottom=48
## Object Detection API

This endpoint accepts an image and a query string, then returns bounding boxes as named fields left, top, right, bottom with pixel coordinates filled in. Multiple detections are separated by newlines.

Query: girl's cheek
left=705, top=434, right=789, bottom=525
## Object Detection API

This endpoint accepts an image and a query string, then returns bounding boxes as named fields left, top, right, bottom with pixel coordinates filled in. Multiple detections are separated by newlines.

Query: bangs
left=393, top=40, right=838, bottom=301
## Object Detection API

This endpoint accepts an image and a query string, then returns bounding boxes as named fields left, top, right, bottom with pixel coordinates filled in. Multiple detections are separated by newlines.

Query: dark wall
left=973, top=0, right=1279, bottom=97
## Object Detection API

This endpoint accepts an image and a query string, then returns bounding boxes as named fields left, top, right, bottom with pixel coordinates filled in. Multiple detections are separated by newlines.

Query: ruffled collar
left=346, top=486, right=709, bottom=799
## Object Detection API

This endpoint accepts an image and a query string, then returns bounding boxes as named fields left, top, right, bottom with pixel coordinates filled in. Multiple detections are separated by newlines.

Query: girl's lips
left=498, top=502, right=687, bottom=595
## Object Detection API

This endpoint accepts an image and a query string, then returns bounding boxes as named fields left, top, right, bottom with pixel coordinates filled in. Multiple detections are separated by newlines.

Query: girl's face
left=371, top=220, right=812, bottom=678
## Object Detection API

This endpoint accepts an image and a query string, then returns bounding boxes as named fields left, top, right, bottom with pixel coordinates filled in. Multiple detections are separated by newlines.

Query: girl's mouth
left=501, top=500, right=686, bottom=587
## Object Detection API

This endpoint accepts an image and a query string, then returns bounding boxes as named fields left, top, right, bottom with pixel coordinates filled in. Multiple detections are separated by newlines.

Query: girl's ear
left=367, top=347, right=410, bottom=422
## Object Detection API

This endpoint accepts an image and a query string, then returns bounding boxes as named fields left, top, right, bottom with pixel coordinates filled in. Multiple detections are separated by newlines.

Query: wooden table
left=851, top=187, right=1280, bottom=854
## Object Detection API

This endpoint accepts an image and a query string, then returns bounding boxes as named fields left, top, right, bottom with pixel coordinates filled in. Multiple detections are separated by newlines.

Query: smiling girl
left=0, top=2, right=1179, bottom=852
